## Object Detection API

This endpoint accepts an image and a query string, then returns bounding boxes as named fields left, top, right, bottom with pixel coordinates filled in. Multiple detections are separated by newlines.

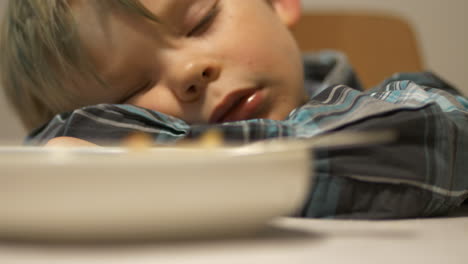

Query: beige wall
left=302, top=0, right=468, bottom=94
left=0, top=0, right=467, bottom=142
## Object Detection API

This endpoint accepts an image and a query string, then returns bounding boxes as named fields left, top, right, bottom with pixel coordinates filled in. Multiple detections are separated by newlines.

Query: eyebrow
left=116, top=0, right=160, bottom=22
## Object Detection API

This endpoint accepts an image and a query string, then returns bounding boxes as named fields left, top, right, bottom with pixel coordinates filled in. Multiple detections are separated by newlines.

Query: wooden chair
left=292, top=12, right=424, bottom=88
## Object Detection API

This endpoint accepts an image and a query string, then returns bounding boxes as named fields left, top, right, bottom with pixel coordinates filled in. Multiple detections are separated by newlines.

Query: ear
left=269, top=0, right=302, bottom=27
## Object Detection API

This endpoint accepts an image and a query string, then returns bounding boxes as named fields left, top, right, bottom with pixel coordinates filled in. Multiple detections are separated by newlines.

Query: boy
left=1, top=0, right=468, bottom=218
left=2, top=0, right=306, bottom=134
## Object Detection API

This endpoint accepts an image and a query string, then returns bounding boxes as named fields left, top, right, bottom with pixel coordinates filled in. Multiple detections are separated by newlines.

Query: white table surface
left=1, top=208, right=467, bottom=264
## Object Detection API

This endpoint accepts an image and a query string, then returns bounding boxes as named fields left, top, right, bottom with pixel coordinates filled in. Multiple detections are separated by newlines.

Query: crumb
left=124, top=132, right=153, bottom=151
left=198, top=129, right=224, bottom=148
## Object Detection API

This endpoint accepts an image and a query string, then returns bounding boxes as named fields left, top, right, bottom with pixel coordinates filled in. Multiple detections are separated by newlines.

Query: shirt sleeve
left=26, top=72, right=468, bottom=219
left=299, top=72, right=468, bottom=218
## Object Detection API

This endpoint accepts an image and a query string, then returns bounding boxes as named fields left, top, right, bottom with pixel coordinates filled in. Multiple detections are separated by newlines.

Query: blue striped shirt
left=28, top=51, right=468, bottom=219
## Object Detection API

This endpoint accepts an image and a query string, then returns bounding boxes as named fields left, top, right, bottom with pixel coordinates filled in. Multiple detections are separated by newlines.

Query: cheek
left=129, top=88, right=180, bottom=115
left=215, top=12, right=299, bottom=77
left=218, top=34, right=285, bottom=77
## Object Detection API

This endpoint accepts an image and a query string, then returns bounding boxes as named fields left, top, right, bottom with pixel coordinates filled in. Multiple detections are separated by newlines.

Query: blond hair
left=0, top=0, right=158, bottom=130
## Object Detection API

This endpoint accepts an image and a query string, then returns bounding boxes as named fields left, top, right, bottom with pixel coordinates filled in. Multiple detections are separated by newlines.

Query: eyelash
left=187, top=2, right=220, bottom=37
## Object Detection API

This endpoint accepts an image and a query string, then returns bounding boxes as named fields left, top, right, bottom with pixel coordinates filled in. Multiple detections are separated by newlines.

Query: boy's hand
left=45, top=137, right=98, bottom=147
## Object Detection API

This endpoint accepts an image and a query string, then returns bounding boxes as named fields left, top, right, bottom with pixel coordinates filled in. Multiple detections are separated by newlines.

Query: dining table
left=1, top=205, right=467, bottom=264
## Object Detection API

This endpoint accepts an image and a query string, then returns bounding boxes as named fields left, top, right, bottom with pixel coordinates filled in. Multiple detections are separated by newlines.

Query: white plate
left=0, top=143, right=311, bottom=241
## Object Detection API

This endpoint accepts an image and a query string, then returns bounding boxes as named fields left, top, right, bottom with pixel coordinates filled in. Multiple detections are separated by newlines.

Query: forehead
left=70, top=1, right=156, bottom=78
left=68, top=0, right=198, bottom=100
left=139, top=0, right=198, bottom=15
left=71, top=0, right=207, bottom=19
left=70, top=0, right=211, bottom=47
left=70, top=0, right=216, bottom=72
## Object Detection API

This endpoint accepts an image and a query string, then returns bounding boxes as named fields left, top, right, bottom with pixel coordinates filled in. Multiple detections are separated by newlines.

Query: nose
left=171, top=59, right=220, bottom=102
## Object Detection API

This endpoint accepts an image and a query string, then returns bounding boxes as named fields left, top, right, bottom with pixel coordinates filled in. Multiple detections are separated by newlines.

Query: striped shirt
left=28, top=51, right=468, bottom=219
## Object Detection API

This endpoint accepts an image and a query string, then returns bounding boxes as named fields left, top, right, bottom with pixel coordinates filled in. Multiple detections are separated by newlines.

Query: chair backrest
left=292, top=12, right=424, bottom=88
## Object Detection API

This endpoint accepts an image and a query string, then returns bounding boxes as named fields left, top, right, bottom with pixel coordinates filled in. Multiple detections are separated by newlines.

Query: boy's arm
left=27, top=72, right=468, bottom=219
left=298, top=74, right=468, bottom=219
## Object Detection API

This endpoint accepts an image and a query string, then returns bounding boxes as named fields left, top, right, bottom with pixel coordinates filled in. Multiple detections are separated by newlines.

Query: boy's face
left=73, top=0, right=305, bottom=123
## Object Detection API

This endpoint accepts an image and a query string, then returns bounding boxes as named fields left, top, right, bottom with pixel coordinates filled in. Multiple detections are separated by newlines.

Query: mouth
left=209, top=87, right=265, bottom=123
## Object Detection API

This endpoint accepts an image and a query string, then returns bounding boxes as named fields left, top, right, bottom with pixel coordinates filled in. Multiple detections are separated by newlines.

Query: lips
left=210, top=88, right=265, bottom=123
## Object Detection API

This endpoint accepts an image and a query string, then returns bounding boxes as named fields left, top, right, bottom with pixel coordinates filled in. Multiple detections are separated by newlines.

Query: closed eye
left=186, top=2, right=220, bottom=37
